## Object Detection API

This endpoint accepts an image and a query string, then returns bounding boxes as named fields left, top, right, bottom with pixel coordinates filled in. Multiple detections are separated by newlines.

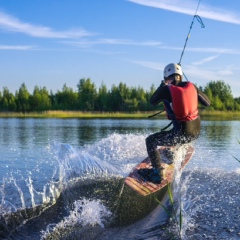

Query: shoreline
left=0, top=110, right=240, bottom=120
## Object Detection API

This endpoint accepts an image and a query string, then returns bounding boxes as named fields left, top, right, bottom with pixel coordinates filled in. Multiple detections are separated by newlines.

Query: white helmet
left=163, top=63, right=183, bottom=79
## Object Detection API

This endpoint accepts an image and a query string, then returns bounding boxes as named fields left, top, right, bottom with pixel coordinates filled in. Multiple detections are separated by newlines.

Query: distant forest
left=1, top=78, right=240, bottom=112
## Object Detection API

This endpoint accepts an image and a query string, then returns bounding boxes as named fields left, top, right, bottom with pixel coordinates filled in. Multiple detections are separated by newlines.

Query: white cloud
left=131, top=60, right=212, bottom=83
left=0, top=45, right=35, bottom=50
left=63, top=38, right=162, bottom=48
left=127, top=0, right=240, bottom=25
left=184, top=64, right=234, bottom=82
left=186, top=47, right=240, bottom=55
left=131, top=59, right=235, bottom=85
left=0, top=12, right=92, bottom=38
left=157, top=45, right=240, bottom=55
left=192, top=54, right=220, bottom=65
left=132, top=60, right=164, bottom=70
left=102, top=39, right=162, bottom=46
left=218, top=70, right=233, bottom=76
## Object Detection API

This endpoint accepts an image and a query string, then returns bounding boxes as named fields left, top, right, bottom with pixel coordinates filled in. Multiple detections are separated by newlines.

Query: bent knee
left=146, top=134, right=157, bottom=148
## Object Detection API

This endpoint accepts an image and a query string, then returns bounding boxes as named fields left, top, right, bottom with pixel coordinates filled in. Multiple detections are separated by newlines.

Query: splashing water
left=40, top=198, right=112, bottom=239
left=84, top=133, right=147, bottom=176
left=158, top=144, right=198, bottom=239
left=0, top=133, right=145, bottom=223
left=51, top=140, right=123, bottom=187
left=0, top=134, right=146, bottom=201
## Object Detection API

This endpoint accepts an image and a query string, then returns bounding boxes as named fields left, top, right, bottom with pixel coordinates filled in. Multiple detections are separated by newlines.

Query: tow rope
left=148, top=110, right=173, bottom=131
left=149, top=0, right=205, bottom=131
left=178, top=0, right=205, bottom=81
left=148, top=110, right=164, bottom=118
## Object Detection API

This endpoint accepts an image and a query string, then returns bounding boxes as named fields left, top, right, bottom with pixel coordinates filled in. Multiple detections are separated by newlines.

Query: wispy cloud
left=158, top=45, right=240, bottom=55
left=131, top=60, right=164, bottom=70
left=127, top=0, right=240, bottom=25
left=132, top=60, right=235, bottom=83
left=0, top=45, right=35, bottom=50
left=217, top=69, right=233, bottom=76
left=192, top=54, right=221, bottom=65
left=63, top=38, right=162, bottom=48
left=0, top=12, right=92, bottom=38
left=184, top=64, right=234, bottom=81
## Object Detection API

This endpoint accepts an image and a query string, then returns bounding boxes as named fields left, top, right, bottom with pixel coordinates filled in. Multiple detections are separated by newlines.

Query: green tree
left=200, top=81, right=240, bottom=111
left=77, top=78, right=97, bottom=111
left=54, top=84, right=78, bottom=110
left=0, top=87, right=16, bottom=111
left=124, top=98, right=138, bottom=111
left=131, top=86, right=148, bottom=111
left=15, top=83, right=30, bottom=112
left=212, top=95, right=224, bottom=110
left=235, top=97, right=240, bottom=104
left=108, top=82, right=131, bottom=111
left=145, top=84, right=156, bottom=111
left=204, top=86, right=213, bottom=103
left=233, top=99, right=240, bottom=111
left=119, top=82, right=131, bottom=111
left=49, top=90, right=55, bottom=109
left=109, top=84, right=121, bottom=111
left=203, top=80, right=234, bottom=110
left=30, top=86, right=51, bottom=111
left=96, top=82, right=110, bottom=111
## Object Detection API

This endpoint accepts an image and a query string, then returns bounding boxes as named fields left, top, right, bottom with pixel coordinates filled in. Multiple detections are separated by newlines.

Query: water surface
left=0, top=118, right=239, bottom=239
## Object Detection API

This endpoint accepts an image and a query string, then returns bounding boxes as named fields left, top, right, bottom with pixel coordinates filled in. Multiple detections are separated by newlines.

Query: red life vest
left=166, top=82, right=198, bottom=122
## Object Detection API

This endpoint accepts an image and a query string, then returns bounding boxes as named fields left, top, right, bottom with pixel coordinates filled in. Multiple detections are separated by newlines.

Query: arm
left=194, top=85, right=211, bottom=106
left=150, top=81, right=171, bottom=106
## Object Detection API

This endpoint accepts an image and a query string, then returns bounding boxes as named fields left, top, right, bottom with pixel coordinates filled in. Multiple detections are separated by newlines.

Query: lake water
left=0, top=118, right=239, bottom=240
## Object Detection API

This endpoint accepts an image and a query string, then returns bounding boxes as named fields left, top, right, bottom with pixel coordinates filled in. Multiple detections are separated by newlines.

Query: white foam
left=83, top=133, right=147, bottom=176
left=235, top=168, right=240, bottom=174
left=41, top=198, right=111, bottom=239
left=48, top=133, right=148, bottom=185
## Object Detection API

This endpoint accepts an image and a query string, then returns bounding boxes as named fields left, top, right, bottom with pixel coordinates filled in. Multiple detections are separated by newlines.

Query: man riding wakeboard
left=138, top=63, right=211, bottom=184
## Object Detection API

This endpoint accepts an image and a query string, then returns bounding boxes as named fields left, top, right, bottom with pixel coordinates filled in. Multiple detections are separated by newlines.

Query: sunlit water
left=0, top=118, right=239, bottom=239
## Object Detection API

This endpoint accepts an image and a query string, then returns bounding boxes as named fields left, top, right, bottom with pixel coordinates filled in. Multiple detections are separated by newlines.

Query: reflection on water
left=204, top=120, right=239, bottom=143
left=0, top=118, right=169, bottom=147
left=206, top=123, right=231, bottom=141
left=1, top=118, right=240, bottom=150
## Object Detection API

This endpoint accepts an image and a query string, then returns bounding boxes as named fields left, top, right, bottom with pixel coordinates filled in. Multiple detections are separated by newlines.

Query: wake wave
left=0, top=133, right=147, bottom=237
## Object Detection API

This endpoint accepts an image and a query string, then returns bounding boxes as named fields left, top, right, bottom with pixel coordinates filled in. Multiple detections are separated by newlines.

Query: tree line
left=0, top=78, right=240, bottom=112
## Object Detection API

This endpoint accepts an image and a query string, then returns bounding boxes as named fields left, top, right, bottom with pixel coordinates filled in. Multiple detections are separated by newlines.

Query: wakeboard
left=125, top=145, right=194, bottom=196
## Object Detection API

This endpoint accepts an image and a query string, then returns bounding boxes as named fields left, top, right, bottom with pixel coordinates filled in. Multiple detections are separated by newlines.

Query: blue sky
left=0, top=0, right=240, bottom=97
